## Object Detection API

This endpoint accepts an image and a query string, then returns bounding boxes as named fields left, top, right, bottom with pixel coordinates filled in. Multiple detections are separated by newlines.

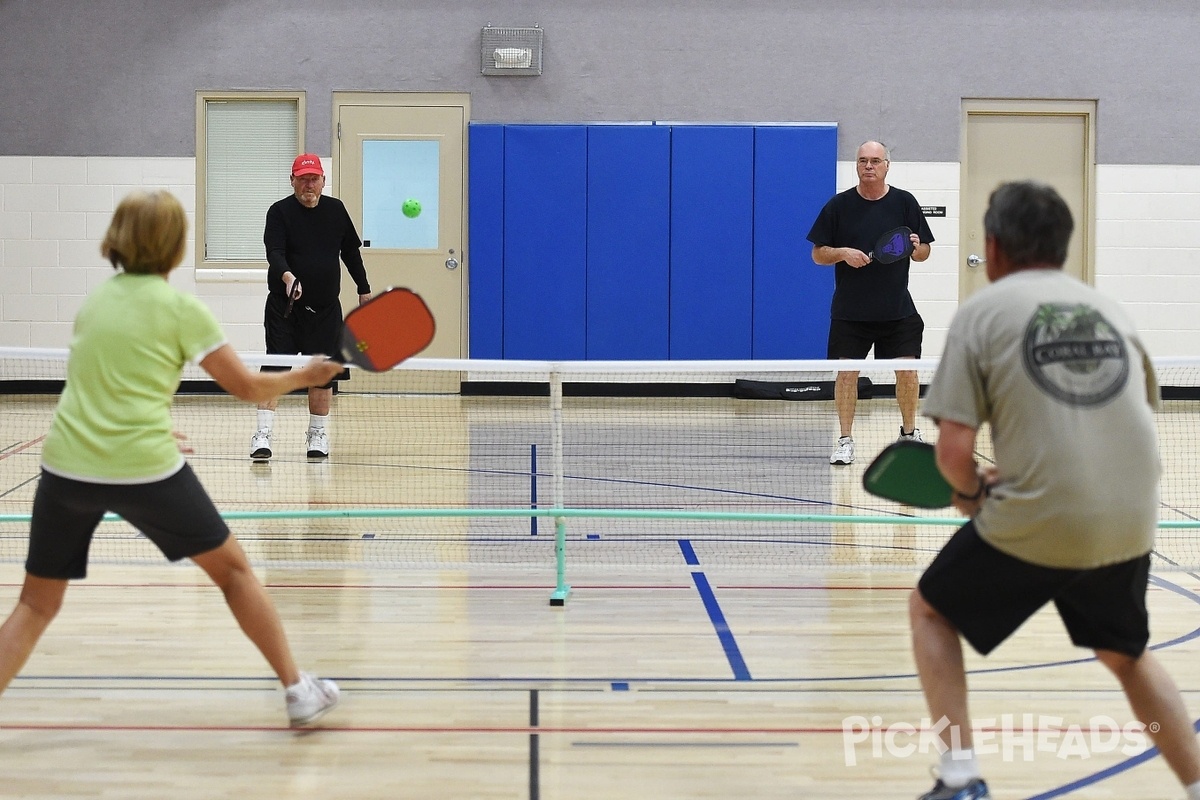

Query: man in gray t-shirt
left=925, top=269, right=1159, bottom=569
left=908, top=182, right=1200, bottom=800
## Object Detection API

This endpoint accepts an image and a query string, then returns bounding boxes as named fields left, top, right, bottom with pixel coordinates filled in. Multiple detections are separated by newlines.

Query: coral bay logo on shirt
left=1022, top=303, right=1128, bottom=406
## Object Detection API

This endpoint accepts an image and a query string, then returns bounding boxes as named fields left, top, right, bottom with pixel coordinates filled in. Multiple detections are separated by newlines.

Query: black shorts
left=263, top=293, right=347, bottom=387
left=827, top=314, right=923, bottom=359
left=918, top=522, right=1151, bottom=657
left=27, top=465, right=230, bottom=580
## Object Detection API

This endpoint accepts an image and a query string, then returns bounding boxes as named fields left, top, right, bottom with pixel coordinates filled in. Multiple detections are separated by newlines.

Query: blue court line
left=677, top=539, right=751, bottom=681
left=1023, top=719, right=1200, bottom=800
left=530, top=444, right=538, bottom=537
left=691, top=570, right=751, bottom=681
left=1013, top=573, right=1200, bottom=798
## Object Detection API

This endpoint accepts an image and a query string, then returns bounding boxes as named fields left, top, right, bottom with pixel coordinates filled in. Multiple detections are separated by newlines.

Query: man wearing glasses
left=807, top=140, right=934, bottom=466
left=250, top=153, right=372, bottom=462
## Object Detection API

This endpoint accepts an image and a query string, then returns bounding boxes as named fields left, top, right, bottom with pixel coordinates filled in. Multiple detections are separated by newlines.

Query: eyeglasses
left=857, top=158, right=887, bottom=166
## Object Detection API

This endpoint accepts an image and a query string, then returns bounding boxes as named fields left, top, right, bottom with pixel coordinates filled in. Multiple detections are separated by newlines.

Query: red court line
left=267, top=583, right=694, bottom=591
left=716, top=585, right=914, bottom=591
left=0, top=722, right=1144, bottom=735
left=0, top=581, right=1178, bottom=592
left=0, top=724, right=902, bottom=734
left=0, top=435, right=44, bottom=461
left=0, top=582, right=696, bottom=591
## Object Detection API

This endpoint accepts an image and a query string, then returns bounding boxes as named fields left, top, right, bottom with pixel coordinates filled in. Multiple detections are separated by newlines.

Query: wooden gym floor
left=1, top=393, right=1199, bottom=799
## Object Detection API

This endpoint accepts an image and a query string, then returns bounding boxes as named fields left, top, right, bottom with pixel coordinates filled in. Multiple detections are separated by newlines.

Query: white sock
left=1185, top=780, right=1200, bottom=800
left=308, top=413, right=328, bottom=433
left=256, top=409, right=274, bottom=432
left=939, top=747, right=981, bottom=788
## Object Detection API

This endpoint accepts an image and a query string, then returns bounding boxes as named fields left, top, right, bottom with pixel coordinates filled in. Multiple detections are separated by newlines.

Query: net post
left=548, top=367, right=571, bottom=606
left=549, top=517, right=570, bottom=606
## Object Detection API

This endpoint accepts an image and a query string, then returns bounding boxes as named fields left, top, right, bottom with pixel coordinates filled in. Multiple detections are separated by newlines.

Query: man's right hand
left=285, top=273, right=303, bottom=300
left=842, top=249, right=871, bottom=268
left=813, top=244, right=871, bottom=268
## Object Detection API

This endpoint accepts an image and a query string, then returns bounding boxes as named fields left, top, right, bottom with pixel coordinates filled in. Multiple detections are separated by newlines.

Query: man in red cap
left=251, top=154, right=371, bottom=461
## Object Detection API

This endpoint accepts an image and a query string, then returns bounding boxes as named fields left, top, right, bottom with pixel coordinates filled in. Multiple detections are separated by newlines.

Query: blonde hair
left=100, top=190, right=187, bottom=275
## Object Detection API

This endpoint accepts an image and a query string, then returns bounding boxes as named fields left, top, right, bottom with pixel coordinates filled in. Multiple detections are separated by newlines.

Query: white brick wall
left=0, top=155, right=271, bottom=351
left=2, top=156, right=1200, bottom=357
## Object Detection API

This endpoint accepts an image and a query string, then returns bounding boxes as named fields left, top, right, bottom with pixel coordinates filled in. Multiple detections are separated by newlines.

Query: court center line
left=529, top=688, right=539, bottom=800
left=679, top=539, right=751, bottom=681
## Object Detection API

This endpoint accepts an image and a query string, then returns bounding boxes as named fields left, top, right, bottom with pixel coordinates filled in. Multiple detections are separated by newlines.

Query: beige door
left=959, top=99, right=1096, bottom=300
left=334, top=93, right=468, bottom=360
left=332, top=94, right=470, bottom=513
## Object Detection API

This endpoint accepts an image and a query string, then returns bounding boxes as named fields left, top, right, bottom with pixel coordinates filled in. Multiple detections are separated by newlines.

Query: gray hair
left=983, top=181, right=1073, bottom=267
left=857, top=140, right=891, bottom=161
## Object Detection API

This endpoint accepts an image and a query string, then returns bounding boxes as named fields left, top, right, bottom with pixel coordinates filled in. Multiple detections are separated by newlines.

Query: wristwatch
left=954, top=480, right=986, bottom=501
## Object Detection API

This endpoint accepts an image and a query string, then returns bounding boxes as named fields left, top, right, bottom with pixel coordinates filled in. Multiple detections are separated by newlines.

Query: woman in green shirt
left=0, top=190, right=342, bottom=727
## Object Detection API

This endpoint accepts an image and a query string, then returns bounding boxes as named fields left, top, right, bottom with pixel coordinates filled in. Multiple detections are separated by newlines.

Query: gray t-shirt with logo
left=923, top=269, right=1159, bottom=569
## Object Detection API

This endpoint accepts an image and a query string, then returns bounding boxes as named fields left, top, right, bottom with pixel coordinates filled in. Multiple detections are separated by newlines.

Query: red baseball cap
left=291, top=153, right=324, bottom=177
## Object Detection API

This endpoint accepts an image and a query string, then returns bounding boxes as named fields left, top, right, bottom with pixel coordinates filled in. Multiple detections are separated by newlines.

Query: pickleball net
left=3, top=348, right=1200, bottom=582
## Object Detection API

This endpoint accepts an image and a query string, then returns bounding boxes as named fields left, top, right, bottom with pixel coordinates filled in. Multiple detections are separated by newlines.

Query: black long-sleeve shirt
left=263, top=194, right=371, bottom=307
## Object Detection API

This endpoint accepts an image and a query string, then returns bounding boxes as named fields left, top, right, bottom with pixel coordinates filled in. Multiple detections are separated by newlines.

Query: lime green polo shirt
left=42, top=273, right=226, bottom=483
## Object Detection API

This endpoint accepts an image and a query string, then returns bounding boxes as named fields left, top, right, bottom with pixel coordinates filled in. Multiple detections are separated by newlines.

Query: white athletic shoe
left=286, top=672, right=340, bottom=727
left=306, top=428, right=329, bottom=459
left=899, top=426, right=925, bottom=443
left=250, top=428, right=272, bottom=461
left=830, top=436, right=855, bottom=465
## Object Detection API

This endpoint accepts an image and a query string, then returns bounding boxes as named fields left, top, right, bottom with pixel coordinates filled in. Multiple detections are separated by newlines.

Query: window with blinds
left=196, top=92, right=304, bottom=266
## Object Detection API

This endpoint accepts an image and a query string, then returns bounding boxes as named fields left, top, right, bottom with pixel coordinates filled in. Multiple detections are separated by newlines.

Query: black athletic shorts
left=262, top=293, right=348, bottom=387
left=918, top=522, right=1151, bottom=658
left=827, top=313, right=923, bottom=359
left=27, top=465, right=230, bottom=580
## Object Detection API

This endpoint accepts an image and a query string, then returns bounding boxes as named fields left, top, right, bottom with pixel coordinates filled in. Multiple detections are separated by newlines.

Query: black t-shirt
left=263, top=195, right=371, bottom=308
left=806, top=186, right=934, bottom=321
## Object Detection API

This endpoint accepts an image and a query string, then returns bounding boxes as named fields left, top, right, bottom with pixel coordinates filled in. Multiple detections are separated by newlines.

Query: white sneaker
left=899, top=426, right=925, bottom=443
left=250, top=428, right=272, bottom=461
left=306, top=428, right=329, bottom=459
left=286, top=672, right=340, bottom=727
left=830, top=436, right=855, bottom=465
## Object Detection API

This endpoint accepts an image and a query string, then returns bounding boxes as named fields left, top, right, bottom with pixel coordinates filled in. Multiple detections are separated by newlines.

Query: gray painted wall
left=1, top=1, right=1197, bottom=163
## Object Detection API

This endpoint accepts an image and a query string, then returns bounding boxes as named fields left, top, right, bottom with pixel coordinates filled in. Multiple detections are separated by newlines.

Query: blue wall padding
left=467, top=122, right=837, bottom=359
left=752, top=125, right=837, bottom=358
left=669, top=126, right=755, bottom=359
left=502, top=125, right=589, bottom=359
left=585, top=125, right=672, bottom=359
left=467, top=124, right=505, bottom=358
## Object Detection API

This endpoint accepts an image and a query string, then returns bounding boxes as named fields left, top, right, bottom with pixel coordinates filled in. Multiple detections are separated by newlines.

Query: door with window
left=335, top=93, right=468, bottom=364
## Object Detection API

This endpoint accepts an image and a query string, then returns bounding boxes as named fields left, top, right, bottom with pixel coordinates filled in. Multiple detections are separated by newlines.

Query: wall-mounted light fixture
left=481, top=24, right=543, bottom=76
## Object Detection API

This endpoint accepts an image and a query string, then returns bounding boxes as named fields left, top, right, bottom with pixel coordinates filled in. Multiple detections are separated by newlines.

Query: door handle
left=967, top=254, right=986, bottom=268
